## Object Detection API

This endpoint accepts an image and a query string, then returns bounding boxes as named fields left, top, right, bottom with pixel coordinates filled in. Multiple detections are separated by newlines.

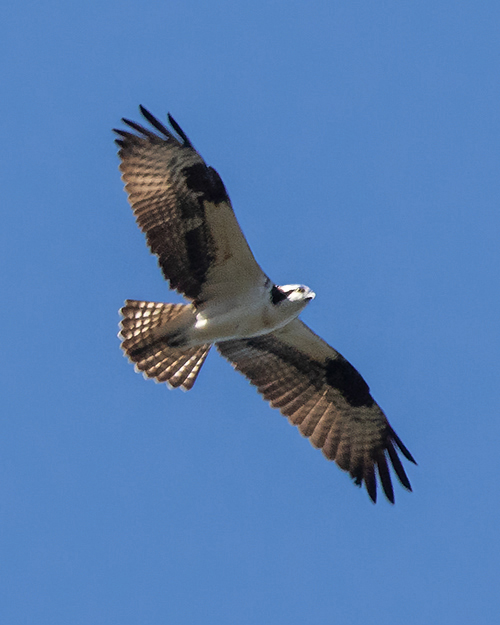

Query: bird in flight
left=114, top=106, right=416, bottom=503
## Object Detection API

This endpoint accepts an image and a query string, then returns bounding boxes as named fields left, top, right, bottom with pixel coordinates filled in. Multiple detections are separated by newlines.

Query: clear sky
left=2, top=2, right=499, bottom=623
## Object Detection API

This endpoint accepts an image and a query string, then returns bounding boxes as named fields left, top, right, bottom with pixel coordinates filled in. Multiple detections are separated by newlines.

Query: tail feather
left=119, top=300, right=210, bottom=391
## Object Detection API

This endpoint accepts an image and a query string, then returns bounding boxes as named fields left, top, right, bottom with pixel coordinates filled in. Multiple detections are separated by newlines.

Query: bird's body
left=115, top=107, right=416, bottom=503
left=176, top=279, right=315, bottom=348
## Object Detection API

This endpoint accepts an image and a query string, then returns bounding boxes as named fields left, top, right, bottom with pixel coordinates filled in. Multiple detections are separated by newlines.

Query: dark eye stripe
left=270, top=285, right=288, bottom=305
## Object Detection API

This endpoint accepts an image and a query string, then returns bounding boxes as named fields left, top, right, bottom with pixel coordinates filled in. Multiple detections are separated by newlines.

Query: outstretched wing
left=115, top=106, right=266, bottom=302
left=217, top=319, right=416, bottom=503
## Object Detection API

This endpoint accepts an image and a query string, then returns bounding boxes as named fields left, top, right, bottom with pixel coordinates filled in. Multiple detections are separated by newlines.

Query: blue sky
left=2, top=1, right=499, bottom=623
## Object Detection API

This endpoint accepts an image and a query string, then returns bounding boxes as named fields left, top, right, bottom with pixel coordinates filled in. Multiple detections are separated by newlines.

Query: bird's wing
left=115, top=107, right=267, bottom=302
left=216, top=319, right=416, bottom=503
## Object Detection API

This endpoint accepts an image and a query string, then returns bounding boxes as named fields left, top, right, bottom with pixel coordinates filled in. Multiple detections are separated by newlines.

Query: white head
left=271, top=283, right=316, bottom=311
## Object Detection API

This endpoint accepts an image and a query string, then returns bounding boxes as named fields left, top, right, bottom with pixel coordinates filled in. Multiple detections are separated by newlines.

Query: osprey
left=115, top=106, right=416, bottom=503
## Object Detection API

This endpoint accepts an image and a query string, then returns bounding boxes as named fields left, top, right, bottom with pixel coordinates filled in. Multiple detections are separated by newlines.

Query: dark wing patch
left=183, top=163, right=229, bottom=204
left=217, top=320, right=415, bottom=503
left=324, top=357, right=374, bottom=408
left=115, top=108, right=230, bottom=300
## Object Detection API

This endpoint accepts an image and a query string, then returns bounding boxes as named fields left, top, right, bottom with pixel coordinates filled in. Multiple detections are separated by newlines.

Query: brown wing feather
left=114, top=107, right=264, bottom=301
left=217, top=319, right=416, bottom=503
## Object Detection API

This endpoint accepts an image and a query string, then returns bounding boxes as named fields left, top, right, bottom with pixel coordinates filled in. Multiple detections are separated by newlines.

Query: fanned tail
left=119, top=300, right=210, bottom=391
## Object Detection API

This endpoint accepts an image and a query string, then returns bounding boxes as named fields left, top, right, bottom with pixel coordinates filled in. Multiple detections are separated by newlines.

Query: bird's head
left=271, top=284, right=316, bottom=313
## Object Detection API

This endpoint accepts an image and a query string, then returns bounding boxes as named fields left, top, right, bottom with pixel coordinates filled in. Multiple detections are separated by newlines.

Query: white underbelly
left=190, top=297, right=292, bottom=344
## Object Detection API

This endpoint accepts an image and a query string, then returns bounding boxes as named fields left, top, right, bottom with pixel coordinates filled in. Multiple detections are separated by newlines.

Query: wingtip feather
left=387, top=442, right=413, bottom=492
left=390, top=427, right=417, bottom=465
left=363, top=464, right=377, bottom=504
left=167, top=112, right=193, bottom=147
left=139, top=105, right=172, bottom=138
left=377, top=456, right=395, bottom=504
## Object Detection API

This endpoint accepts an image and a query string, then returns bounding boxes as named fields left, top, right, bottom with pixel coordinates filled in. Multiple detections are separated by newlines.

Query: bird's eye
left=297, top=287, right=305, bottom=293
